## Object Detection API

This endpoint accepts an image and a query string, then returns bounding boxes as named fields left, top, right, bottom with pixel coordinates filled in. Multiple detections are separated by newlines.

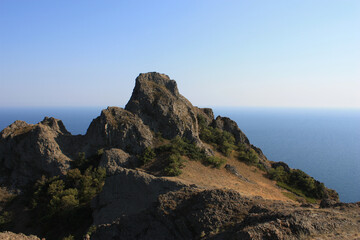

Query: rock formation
left=91, top=167, right=189, bottom=225
left=212, top=116, right=249, bottom=144
left=0, top=72, right=358, bottom=240
left=0, top=118, right=72, bottom=187
left=125, top=72, right=200, bottom=142
left=92, top=188, right=360, bottom=240
left=85, top=107, right=153, bottom=155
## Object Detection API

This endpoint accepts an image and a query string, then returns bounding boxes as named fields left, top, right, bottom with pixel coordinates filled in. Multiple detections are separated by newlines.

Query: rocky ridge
left=0, top=72, right=359, bottom=240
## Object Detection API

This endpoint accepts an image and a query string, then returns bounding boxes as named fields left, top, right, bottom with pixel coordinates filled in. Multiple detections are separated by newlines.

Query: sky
left=0, top=0, right=359, bottom=108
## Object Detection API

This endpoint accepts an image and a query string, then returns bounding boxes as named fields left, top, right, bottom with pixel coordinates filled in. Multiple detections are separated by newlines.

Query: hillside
left=0, top=72, right=359, bottom=240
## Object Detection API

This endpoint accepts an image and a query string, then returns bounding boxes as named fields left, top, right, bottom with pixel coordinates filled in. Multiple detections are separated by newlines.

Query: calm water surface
left=1, top=107, right=359, bottom=202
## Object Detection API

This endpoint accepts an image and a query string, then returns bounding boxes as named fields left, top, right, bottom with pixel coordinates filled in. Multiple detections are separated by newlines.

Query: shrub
left=203, top=156, right=226, bottom=169
left=0, top=211, right=13, bottom=230
left=198, top=115, right=236, bottom=156
left=268, top=166, right=327, bottom=200
left=72, top=150, right=104, bottom=172
left=238, top=148, right=259, bottom=165
left=164, top=154, right=184, bottom=176
left=30, top=166, right=106, bottom=239
left=268, top=166, right=288, bottom=182
left=140, top=147, right=156, bottom=165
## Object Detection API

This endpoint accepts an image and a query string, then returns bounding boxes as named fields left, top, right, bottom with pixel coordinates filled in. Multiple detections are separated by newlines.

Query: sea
left=0, top=106, right=359, bottom=203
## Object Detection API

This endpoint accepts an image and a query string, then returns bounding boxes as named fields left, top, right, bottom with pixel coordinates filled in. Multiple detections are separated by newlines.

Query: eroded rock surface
left=0, top=118, right=72, bottom=187
left=0, top=231, right=40, bottom=240
left=92, top=188, right=360, bottom=240
left=85, top=107, right=153, bottom=154
left=91, top=167, right=189, bottom=225
left=99, top=148, right=139, bottom=174
left=212, top=116, right=249, bottom=144
left=125, top=72, right=200, bottom=142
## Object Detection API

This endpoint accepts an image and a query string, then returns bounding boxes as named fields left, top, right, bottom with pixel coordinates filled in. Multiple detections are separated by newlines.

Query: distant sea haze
left=0, top=107, right=359, bottom=203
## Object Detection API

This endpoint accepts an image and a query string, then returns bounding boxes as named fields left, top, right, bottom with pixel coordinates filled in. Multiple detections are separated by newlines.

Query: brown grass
left=169, top=152, right=296, bottom=202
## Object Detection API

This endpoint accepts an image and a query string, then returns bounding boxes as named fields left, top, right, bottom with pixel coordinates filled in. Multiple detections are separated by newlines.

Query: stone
left=125, top=72, right=200, bottom=142
left=0, top=231, right=40, bottom=240
left=99, top=148, right=139, bottom=174
left=212, top=116, right=249, bottom=144
left=91, top=167, right=189, bottom=225
left=85, top=107, right=153, bottom=154
left=0, top=118, right=72, bottom=187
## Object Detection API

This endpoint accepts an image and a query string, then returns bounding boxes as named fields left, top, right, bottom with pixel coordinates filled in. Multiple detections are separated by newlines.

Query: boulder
left=0, top=118, right=72, bottom=187
left=85, top=107, right=153, bottom=154
left=125, top=72, right=200, bottom=141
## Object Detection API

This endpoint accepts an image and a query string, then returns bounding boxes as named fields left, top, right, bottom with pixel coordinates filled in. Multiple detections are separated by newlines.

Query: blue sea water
left=0, top=107, right=359, bottom=203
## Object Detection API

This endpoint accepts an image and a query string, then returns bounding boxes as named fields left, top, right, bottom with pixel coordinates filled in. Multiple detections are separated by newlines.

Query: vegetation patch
left=29, top=165, right=106, bottom=239
left=198, top=115, right=236, bottom=156
left=269, top=166, right=328, bottom=201
left=140, top=136, right=226, bottom=176
left=237, top=144, right=259, bottom=165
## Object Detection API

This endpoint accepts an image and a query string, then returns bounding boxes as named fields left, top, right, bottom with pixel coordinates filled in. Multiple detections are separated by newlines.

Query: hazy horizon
left=1, top=0, right=359, bottom=108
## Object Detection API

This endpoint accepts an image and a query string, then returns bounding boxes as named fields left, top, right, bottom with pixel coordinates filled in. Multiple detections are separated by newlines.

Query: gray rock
left=212, top=116, right=249, bottom=144
left=99, top=148, right=139, bottom=174
left=225, top=164, right=252, bottom=183
left=0, top=231, right=40, bottom=240
left=91, top=167, right=189, bottom=225
left=0, top=118, right=72, bottom=187
left=196, top=107, right=214, bottom=126
left=125, top=72, right=200, bottom=142
left=85, top=107, right=153, bottom=154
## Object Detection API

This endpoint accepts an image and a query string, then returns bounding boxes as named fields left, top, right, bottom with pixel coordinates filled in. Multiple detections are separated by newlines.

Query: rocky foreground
left=0, top=72, right=359, bottom=240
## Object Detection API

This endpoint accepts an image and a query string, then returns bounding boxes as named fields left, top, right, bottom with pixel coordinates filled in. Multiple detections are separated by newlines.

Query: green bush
left=156, top=136, right=206, bottom=161
left=198, top=115, right=236, bottom=156
left=203, top=156, right=226, bottom=169
left=30, top=166, right=106, bottom=239
left=237, top=148, right=259, bottom=165
left=268, top=166, right=327, bottom=200
left=72, top=150, right=104, bottom=172
left=140, top=147, right=156, bottom=165
left=164, top=154, right=184, bottom=176
left=0, top=211, right=13, bottom=230
left=268, top=166, right=288, bottom=182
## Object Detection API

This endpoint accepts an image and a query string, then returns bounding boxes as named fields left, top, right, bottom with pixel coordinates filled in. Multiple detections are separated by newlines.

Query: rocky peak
left=125, top=72, right=200, bottom=141
left=0, top=120, right=33, bottom=139
left=0, top=119, right=72, bottom=187
left=40, top=117, right=70, bottom=135
left=136, top=72, right=179, bottom=96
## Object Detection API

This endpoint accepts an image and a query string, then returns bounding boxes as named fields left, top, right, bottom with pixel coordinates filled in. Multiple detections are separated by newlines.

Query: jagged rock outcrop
left=125, top=72, right=200, bottom=142
left=0, top=231, right=40, bottom=240
left=212, top=116, right=249, bottom=144
left=92, top=188, right=360, bottom=240
left=196, top=107, right=214, bottom=126
left=99, top=148, right=139, bottom=174
left=0, top=117, right=72, bottom=187
left=91, top=167, right=190, bottom=225
left=85, top=107, right=153, bottom=154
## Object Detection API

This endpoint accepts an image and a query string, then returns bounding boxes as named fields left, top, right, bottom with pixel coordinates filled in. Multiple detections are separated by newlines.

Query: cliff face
left=0, top=72, right=358, bottom=240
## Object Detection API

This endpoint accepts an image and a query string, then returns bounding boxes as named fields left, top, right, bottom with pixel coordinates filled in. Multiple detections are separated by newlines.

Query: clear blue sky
left=1, top=0, right=359, bottom=108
